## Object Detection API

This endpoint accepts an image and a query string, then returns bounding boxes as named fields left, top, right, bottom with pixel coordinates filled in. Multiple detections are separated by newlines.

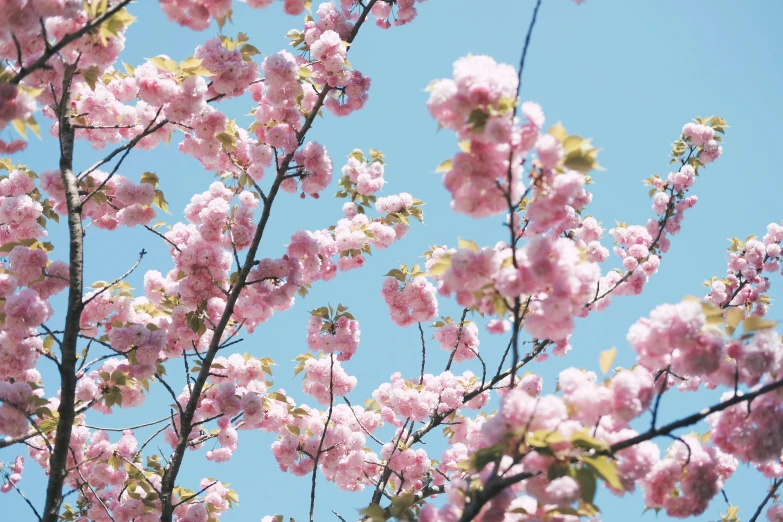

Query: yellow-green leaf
left=743, top=316, right=776, bottom=333
left=577, top=455, right=622, bottom=490
left=457, top=238, right=479, bottom=253
left=435, top=158, right=453, bottom=173
left=725, top=307, right=744, bottom=330
left=147, top=56, right=178, bottom=73
left=140, top=172, right=159, bottom=187
left=11, top=119, right=26, bottom=139
left=548, top=122, right=567, bottom=142
left=599, top=347, right=616, bottom=375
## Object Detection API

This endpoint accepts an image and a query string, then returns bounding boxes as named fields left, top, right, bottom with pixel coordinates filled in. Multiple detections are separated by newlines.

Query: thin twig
left=310, top=354, right=336, bottom=522
left=445, top=309, right=469, bottom=371
left=417, top=321, right=427, bottom=382
left=2, top=470, right=42, bottom=521
left=749, top=478, right=783, bottom=522
left=81, top=249, right=147, bottom=307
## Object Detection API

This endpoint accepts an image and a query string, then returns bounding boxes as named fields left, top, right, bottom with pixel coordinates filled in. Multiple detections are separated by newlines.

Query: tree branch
left=156, top=4, right=380, bottom=520
left=40, top=59, right=83, bottom=522
left=749, top=478, right=783, bottom=522
left=11, top=0, right=134, bottom=85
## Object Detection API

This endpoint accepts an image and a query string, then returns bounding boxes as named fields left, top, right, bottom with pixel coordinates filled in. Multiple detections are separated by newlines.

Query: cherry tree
left=0, top=1, right=781, bottom=522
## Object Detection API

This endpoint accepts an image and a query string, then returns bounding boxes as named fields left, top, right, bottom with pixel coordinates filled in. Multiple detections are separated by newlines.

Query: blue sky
left=4, top=0, right=783, bottom=520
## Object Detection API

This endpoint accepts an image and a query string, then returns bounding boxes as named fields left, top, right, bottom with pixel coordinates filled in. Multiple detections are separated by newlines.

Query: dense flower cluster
left=427, top=55, right=529, bottom=217
left=640, top=435, right=736, bottom=517
left=433, top=319, right=480, bottom=363
left=381, top=276, right=439, bottom=328
left=306, top=310, right=361, bottom=362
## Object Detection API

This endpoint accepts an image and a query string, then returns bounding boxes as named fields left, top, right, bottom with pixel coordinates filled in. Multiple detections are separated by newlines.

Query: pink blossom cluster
left=381, top=276, right=438, bottom=328
left=77, top=358, right=146, bottom=413
left=367, top=0, right=426, bottom=29
left=593, top=161, right=719, bottom=310
left=174, top=478, right=237, bottom=522
left=571, top=215, right=610, bottom=264
left=26, top=419, right=235, bottom=521
left=183, top=181, right=254, bottom=249
left=0, top=139, right=26, bottom=155
left=640, top=435, right=736, bottom=517
left=0, top=0, right=80, bottom=38
left=707, top=389, right=783, bottom=464
left=79, top=284, right=135, bottom=338
left=158, top=0, right=232, bottom=31
left=285, top=197, right=412, bottom=287
left=324, top=70, right=371, bottom=116
left=233, top=255, right=302, bottom=332
left=301, top=356, right=357, bottom=405
left=107, top=324, right=168, bottom=379
left=434, top=244, right=501, bottom=309
left=375, top=192, right=414, bottom=214
left=0, top=455, right=24, bottom=493
left=436, top=235, right=600, bottom=341
left=306, top=313, right=361, bottom=361
left=433, top=320, right=480, bottom=363
left=427, top=56, right=552, bottom=217
left=627, top=301, right=726, bottom=377
left=41, top=169, right=158, bottom=229
left=380, top=432, right=431, bottom=492
left=310, top=3, right=354, bottom=41
left=43, top=9, right=127, bottom=69
left=524, top=170, right=590, bottom=235
left=0, top=380, right=36, bottom=437
left=299, top=4, right=371, bottom=116
left=557, top=366, right=654, bottom=427
left=0, top=85, right=36, bottom=134
left=341, top=154, right=386, bottom=195
left=160, top=353, right=272, bottom=462
left=440, top=137, right=525, bottom=218
left=281, top=141, right=333, bottom=197
left=706, top=223, right=783, bottom=313
left=768, top=505, right=783, bottom=522
left=682, top=122, right=722, bottom=164
left=309, top=30, right=348, bottom=83
left=372, top=370, right=488, bottom=426
left=287, top=229, right=339, bottom=284
left=333, top=213, right=393, bottom=267
left=270, top=402, right=382, bottom=489
left=261, top=50, right=304, bottom=112
left=0, top=191, right=44, bottom=244
left=195, top=37, right=260, bottom=98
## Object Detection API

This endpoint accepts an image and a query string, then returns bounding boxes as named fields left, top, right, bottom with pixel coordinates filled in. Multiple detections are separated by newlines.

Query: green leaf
left=471, top=444, right=503, bottom=471
left=570, top=431, right=610, bottom=453
left=384, top=268, right=406, bottom=282
left=37, top=418, right=59, bottom=433
left=576, top=465, right=597, bottom=503
left=140, top=172, right=159, bottom=187
left=359, top=504, right=387, bottom=522
left=577, top=455, right=622, bottom=490
left=82, top=66, right=100, bottom=91
left=466, top=109, right=488, bottom=131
